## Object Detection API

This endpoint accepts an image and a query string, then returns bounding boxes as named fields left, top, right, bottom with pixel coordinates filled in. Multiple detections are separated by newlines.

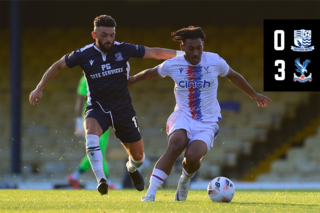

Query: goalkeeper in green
left=67, top=76, right=115, bottom=189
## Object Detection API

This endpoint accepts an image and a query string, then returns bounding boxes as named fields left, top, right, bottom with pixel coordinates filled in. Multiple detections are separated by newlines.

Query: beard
left=98, top=39, right=114, bottom=53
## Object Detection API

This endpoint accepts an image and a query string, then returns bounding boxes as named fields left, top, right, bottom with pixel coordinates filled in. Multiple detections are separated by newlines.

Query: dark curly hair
left=94, top=15, right=117, bottom=28
left=171, top=26, right=206, bottom=44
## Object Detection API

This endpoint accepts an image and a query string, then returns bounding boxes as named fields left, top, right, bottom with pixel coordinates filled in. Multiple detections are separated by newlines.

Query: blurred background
left=1, top=0, right=320, bottom=189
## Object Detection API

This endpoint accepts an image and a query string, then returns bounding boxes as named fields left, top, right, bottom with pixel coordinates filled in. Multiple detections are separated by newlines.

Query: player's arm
left=224, top=68, right=272, bottom=107
left=75, top=94, right=86, bottom=137
left=29, top=56, right=68, bottom=105
left=143, top=47, right=183, bottom=60
left=128, top=66, right=160, bottom=87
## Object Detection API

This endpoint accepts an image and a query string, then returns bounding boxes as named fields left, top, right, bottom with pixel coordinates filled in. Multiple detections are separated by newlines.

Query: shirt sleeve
left=218, top=56, right=230, bottom=77
left=77, top=76, right=87, bottom=96
left=125, top=43, right=145, bottom=58
left=65, top=49, right=81, bottom=68
left=157, top=60, right=171, bottom=78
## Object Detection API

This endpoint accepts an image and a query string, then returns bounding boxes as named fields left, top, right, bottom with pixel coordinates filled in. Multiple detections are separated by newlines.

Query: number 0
left=274, top=30, right=285, bottom=51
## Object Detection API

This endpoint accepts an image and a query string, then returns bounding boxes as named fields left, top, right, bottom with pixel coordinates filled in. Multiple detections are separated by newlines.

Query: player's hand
left=250, top=93, right=272, bottom=107
left=29, top=88, right=42, bottom=106
left=75, top=117, right=85, bottom=137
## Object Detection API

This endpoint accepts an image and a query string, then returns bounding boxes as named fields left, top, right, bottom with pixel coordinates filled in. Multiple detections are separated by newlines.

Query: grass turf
left=0, top=189, right=319, bottom=213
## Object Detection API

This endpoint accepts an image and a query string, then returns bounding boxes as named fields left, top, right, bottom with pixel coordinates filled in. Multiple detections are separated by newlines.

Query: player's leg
left=99, top=129, right=109, bottom=178
left=175, top=140, right=207, bottom=201
left=84, top=107, right=111, bottom=195
left=84, top=117, right=104, bottom=181
left=121, top=139, right=145, bottom=191
left=100, top=129, right=116, bottom=189
left=68, top=131, right=107, bottom=189
left=183, top=140, right=207, bottom=175
left=113, top=112, right=146, bottom=191
left=72, top=130, right=109, bottom=179
left=142, top=129, right=189, bottom=201
left=156, top=129, right=189, bottom=174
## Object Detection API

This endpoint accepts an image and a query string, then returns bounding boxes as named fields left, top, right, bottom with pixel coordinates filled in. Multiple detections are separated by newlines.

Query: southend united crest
left=293, top=58, right=312, bottom=83
left=291, top=29, right=315, bottom=52
left=115, top=52, right=123, bottom=61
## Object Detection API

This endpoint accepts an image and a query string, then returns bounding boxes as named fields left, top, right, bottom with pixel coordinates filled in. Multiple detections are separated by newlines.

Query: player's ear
left=180, top=44, right=184, bottom=51
left=92, top=31, right=97, bottom=39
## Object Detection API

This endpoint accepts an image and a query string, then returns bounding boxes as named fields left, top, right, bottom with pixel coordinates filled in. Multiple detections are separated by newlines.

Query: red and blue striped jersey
left=157, top=52, right=230, bottom=122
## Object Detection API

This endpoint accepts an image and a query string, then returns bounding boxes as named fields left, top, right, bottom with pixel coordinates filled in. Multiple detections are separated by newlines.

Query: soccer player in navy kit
left=29, top=15, right=182, bottom=195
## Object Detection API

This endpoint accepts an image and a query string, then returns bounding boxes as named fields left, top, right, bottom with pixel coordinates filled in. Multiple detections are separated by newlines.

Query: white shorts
left=166, top=110, right=219, bottom=152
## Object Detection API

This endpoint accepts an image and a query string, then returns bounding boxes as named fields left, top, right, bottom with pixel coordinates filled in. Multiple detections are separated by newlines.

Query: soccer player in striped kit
left=128, top=26, right=272, bottom=201
left=29, top=15, right=183, bottom=195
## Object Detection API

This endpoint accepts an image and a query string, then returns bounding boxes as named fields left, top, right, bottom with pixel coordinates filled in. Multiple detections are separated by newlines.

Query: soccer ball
left=207, top=177, right=235, bottom=202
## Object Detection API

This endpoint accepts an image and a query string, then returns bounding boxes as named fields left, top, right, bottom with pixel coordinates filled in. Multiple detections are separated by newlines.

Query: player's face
left=92, top=27, right=116, bottom=53
left=181, top=38, right=203, bottom=65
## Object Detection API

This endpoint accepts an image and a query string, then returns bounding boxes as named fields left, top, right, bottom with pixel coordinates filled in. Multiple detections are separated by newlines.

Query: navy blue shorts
left=84, top=106, right=141, bottom=143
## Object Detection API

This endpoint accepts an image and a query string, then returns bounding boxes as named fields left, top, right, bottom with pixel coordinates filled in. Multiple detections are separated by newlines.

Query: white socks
left=86, top=134, right=106, bottom=182
left=127, top=153, right=145, bottom=173
left=180, top=168, right=196, bottom=183
left=146, top=168, right=168, bottom=197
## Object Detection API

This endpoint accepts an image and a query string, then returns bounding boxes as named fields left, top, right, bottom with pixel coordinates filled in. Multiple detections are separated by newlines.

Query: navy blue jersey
left=65, top=41, right=145, bottom=112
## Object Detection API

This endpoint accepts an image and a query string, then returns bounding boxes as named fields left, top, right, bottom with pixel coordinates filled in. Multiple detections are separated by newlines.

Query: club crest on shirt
left=203, top=66, right=211, bottom=74
left=115, top=52, right=123, bottom=61
left=179, top=66, right=211, bottom=74
left=291, top=29, right=315, bottom=52
left=293, top=58, right=312, bottom=83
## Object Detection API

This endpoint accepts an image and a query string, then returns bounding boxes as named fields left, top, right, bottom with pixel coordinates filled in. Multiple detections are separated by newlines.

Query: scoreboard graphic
left=264, top=20, right=320, bottom=91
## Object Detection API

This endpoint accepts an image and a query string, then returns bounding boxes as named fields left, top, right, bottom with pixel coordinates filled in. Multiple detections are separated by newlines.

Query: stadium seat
left=308, top=147, right=320, bottom=162
left=303, top=174, right=320, bottom=182
left=248, top=112, right=273, bottom=128
left=279, top=174, right=302, bottom=182
left=215, top=137, right=243, bottom=153
left=224, top=152, right=238, bottom=167
left=296, top=161, right=318, bottom=174
left=234, top=126, right=258, bottom=140
left=270, top=160, right=295, bottom=174
left=256, top=173, right=281, bottom=182
left=205, top=147, right=226, bottom=165
left=223, top=113, right=249, bottom=126
left=304, top=135, right=320, bottom=148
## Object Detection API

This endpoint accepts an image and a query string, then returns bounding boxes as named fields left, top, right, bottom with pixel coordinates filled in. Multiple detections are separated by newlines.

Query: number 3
left=275, top=60, right=285, bottom=81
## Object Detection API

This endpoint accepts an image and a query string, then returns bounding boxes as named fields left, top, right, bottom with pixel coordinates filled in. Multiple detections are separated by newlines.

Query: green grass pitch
left=1, top=189, right=319, bottom=212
